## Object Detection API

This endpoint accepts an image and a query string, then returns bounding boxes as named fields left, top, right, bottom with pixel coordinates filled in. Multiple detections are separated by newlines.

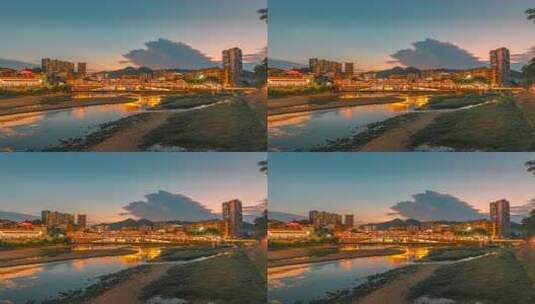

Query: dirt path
left=88, top=264, right=173, bottom=304
left=359, top=112, right=439, bottom=152
left=86, top=112, right=171, bottom=152
left=354, top=264, right=440, bottom=304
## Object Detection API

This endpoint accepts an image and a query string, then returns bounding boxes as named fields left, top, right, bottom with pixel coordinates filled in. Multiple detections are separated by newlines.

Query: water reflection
left=268, top=94, right=429, bottom=151
left=0, top=246, right=161, bottom=304
left=268, top=246, right=429, bottom=304
left=0, top=94, right=163, bottom=151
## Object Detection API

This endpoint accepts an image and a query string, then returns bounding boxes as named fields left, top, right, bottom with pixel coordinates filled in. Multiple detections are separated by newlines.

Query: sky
left=0, top=153, right=267, bottom=223
left=269, top=153, right=535, bottom=223
left=269, top=0, right=535, bottom=70
left=0, top=0, right=266, bottom=71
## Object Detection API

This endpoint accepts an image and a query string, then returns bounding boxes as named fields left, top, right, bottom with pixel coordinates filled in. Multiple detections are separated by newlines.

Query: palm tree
left=258, top=8, right=268, bottom=23
left=527, top=8, right=535, bottom=23
left=527, top=160, right=535, bottom=175
left=258, top=160, right=267, bottom=174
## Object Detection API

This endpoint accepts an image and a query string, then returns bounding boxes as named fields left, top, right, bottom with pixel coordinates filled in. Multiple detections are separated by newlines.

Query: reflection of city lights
left=268, top=264, right=312, bottom=284
left=0, top=265, right=44, bottom=290
left=387, top=247, right=429, bottom=265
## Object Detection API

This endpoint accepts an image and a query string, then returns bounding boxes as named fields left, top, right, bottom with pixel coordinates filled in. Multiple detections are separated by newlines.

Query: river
left=0, top=246, right=161, bottom=304
left=0, top=94, right=163, bottom=152
left=268, top=246, right=429, bottom=304
left=268, top=94, right=429, bottom=151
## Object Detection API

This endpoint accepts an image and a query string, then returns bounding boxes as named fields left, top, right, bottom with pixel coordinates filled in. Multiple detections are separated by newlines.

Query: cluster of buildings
left=269, top=199, right=514, bottom=243
left=268, top=47, right=516, bottom=91
left=0, top=220, right=47, bottom=241
left=41, top=210, right=87, bottom=231
left=0, top=198, right=248, bottom=244
left=0, top=68, right=45, bottom=89
left=68, top=47, right=245, bottom=92
left=0, top=47, right=246, bottom=91
left=42, top=58, right=86, bottom=79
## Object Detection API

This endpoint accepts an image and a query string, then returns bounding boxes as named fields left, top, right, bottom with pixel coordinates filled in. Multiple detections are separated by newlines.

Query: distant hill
left=268, top=59, right=307, bottom=70
left=372, top=218, right=421, bottom=230
left=375, top=66, right=422, bottom=78
left=268, top=211, right=307, bottom=223
left=0, top=58, right=39, bottom=70
left=0, top=211, right=39, bottom=222
left=106, top=218, right=154, bottom=230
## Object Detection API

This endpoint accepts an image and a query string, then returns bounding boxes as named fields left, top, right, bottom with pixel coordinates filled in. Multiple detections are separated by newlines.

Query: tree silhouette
left=258, top=8, right=268, bottom=23
left=527, top=160, right=535, bottom=176
left=258, top=160, right=267, bottom=174
left=527, top=8, right=535, bottom=23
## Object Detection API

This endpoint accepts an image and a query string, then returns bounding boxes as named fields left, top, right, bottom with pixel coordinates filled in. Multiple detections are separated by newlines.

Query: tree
left=254, top=209, right=267, bottom=238
left=527, top=8, right=535, bottom=23
left=522, top=58, right=535, bottom=87
left=258, top=8, right=268, bottom=23
left=254, top=58, right=268, bottom=86
left=522, top=210, right=535, bottom=238
left=527, top=160, right=535, bottom=176
left=258, top=160, right=267, bottom=174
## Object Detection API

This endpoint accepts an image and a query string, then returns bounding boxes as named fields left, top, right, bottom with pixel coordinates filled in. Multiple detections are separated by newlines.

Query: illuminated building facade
left=223, top=199, right=243, bottom=238
left=490, top=48, right=510, bottom=87
left=490, top=199, right=510, bottom=238
left=222, top=47, right=243, bottom=87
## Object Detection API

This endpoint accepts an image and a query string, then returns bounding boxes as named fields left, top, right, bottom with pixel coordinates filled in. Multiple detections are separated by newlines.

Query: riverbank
left=85, top=112, right=172, bottom=152
left=311, top=113, right=427, bottom=151
left=141, top=96, right=267, bottom=151
left=311, top=246, right=501, bottom=304
left=47, top=94, right=266, bottom=152
left=408, top=249, right=535, bottom=303
left=313, top=93, right=535, bottom=152
left=0, top=94, right=137, bottom=116
left=140, top=250, right=266, bottom=304
left=268, top=246, right=404, bottom=268
left=0, top=246, right=136, bottom=268
left=268, top=94, right=405, bottom=116
left=410, top=95, right=535, bottom=151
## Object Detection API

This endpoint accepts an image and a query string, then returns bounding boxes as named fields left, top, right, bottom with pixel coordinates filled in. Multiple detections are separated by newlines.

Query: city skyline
left=269, top=153, right=535, bottom=223
left=269, top=0, right=534, bottom=70
left=0, top=153, right=267, bottom=223
left=0, top=0, right=266, bottom=71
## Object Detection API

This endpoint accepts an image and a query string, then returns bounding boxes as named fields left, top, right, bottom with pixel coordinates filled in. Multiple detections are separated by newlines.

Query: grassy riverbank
left=411, top=96, right=535, bottom=151
left=151, top=246, right=229, bottom=262
left=151, top=93, right=230, bottom=110
left=408, top=249, right=535, bottom=303
left=268, top=86, right=331, bottom=99
left=418, top=246, right=494, bottom=262
left=420, top=93, right=497, bottom=110
left=0, top=87, right=68, bottom=99
left=141, top=97, right=267, bottom=151
left=141, top=251, right=266, bottom=304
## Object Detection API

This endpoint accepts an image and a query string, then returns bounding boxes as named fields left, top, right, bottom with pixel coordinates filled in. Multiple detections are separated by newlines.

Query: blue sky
left=0, top=0, right=266, bottom=70
left=269, top=0, right=535, bottom=70
left=269, top=153, right=535, bottom=222
left=0, top=153, right=267, bottom=223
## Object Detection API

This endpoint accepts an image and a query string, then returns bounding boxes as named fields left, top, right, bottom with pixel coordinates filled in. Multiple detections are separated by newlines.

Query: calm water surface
left=0, top=246, right=160, bottom=304
left=0, top=94, right=162, bottom=151
left=268, top=246, right=428, bottom=304
left=268, top=94, right=429, bottom=151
